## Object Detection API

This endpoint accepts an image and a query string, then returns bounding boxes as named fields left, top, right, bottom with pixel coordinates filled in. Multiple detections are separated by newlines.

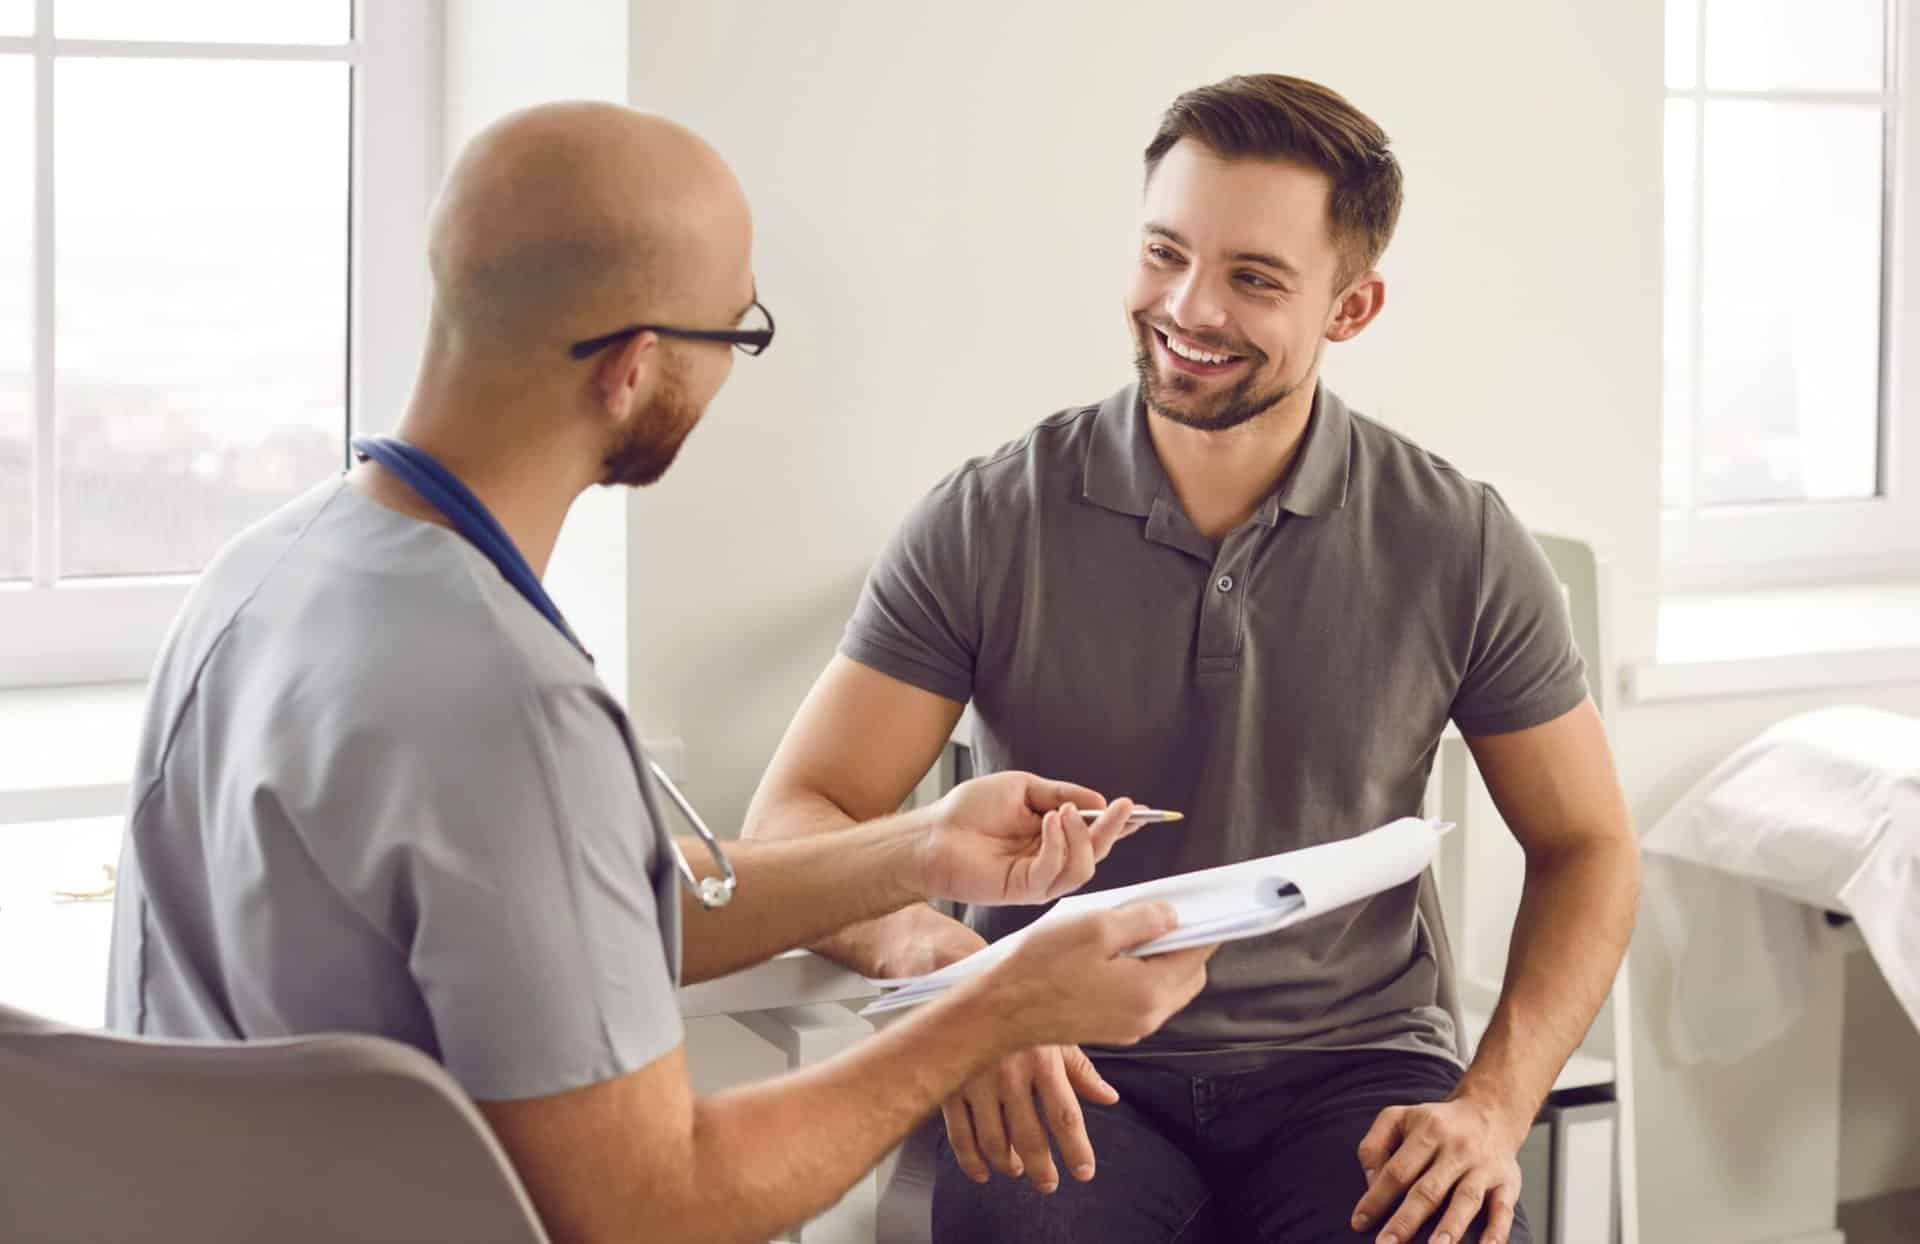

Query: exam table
left=1641, top=704, right=1920, bottom=1243
left=1643, top=704, right=1920, bottom=1063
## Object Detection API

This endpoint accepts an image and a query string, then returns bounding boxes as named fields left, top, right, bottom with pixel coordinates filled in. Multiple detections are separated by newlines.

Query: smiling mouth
left=1152, top=326, right=1249, bottom=375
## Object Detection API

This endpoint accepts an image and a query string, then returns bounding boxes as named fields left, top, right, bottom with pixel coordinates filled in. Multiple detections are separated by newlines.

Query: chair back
left=1532, top=531, right=1608, bottom=714
left=0, top=1002, right=549, bottom=1244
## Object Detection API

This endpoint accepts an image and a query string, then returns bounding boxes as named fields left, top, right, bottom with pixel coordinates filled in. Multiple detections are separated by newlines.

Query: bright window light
left=54, top=0, right=348, bottom=45
left=0, top=57, right=27, bottom=582
left=54, top=59, right=349, bottom=578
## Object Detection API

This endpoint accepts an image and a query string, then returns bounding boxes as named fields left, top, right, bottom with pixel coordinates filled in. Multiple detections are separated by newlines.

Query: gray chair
left=0, top=1001, right=549, bottom=1244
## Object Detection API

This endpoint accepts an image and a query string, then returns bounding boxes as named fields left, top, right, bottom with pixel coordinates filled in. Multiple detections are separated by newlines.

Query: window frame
left=0, top=0, right=438, bottom=686
left=1662, top=0, right=1920, bottom=588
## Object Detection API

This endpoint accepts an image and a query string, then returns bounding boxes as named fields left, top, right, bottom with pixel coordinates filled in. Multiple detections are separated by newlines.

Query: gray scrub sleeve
left=389, top=681, right=683, bottom=1102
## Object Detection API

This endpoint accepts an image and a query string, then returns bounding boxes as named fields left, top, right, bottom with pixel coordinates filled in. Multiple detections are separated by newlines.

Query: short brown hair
left=1144, top=74, right=1402, bottom=285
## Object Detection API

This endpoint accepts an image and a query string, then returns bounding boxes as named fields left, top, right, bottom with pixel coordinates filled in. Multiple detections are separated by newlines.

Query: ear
left=594, top=331, right=658, bottom=423
left=1325, top=271, right=1385, bottom=343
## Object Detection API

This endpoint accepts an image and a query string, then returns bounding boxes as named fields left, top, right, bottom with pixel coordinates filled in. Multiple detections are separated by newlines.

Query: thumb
left=1026, top=775, right=1107, bottom=815
left=1062, top=1045, right=1118, bottom=1104
left=1097, top=900, right=1180, bottom=953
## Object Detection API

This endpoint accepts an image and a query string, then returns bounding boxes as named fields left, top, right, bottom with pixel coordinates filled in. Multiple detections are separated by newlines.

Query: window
left=0, top=1, right=435, bottom=685
left=1663, top=0, right=1920, bottom=581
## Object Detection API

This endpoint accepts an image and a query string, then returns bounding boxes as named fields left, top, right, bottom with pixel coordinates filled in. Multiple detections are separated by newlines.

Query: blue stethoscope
left=352, top=435, right=737, bottom=909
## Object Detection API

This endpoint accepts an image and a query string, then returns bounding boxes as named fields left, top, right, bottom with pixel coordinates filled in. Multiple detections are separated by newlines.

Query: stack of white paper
left=863, top=816, right=1450, bottom=1015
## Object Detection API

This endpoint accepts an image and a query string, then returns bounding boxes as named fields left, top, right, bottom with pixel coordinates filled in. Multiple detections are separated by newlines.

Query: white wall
left=443, top=0, right=632, bottom=704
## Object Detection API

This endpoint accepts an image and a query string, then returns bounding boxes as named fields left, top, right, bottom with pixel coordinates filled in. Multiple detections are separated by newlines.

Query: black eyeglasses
left=568, top=297, right=775, bottom=360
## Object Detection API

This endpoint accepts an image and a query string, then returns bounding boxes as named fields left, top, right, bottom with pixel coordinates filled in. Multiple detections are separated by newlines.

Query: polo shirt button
left=1215, top=574, right=1235, bottom=594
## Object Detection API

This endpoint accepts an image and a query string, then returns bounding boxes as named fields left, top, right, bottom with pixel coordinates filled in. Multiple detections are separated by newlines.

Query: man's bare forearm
left=1456, top=835, right=1640, bottom=1126
left=741, top=786, right=954, bottom=973
left=675, top=809, right=931, bottom=983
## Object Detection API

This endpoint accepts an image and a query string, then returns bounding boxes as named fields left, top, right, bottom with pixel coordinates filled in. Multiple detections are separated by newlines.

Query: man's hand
left=1350, top=1094, right=1530, bottom=1244
left=982, top=902, right=1215, bottom=1054
left=941, top=905, right=1213, bottom=1193
left=942, top=1044, right=1116, bottom=1193
left=916, top=771, right=1144, bottom=906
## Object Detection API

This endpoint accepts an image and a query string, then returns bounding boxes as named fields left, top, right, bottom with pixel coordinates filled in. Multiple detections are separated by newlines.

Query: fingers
left=998, top=1066, right=1061, bottom=1193
left=1482, top=1184, right=1519, bottom=1244
left=1083, top=797, right=1137, bottom=862
left=1350, top=1116, right=1435, bottom=1234
left=940, top=1097, right=990, bottom=1184
left=961, top=1077, right=1021, bottom=1179
left=1375, top=1157, right=1468, bottom=1244
left=1159, top=940, right=1222, bottom=967
left=1024, top=809, right=1066, bottom=895
left=1349, top=1100, right=1525, bottom=1244
left=1044, top=803, right=1098, bottom=898
left=1062, top=1043, right=1119, bottom=1106
left=1355, top=1105, right=1407, bottom=1181
left=1094, top=900, right=1180, bottom=953
left=1426, top=1175, right=1490, bottom=1244
left=1033, top=1049, right=1098, bottom=1182
left=1024, top=774, right=1107, bottom=816
left=1137, top=942, right=1216, bottom=992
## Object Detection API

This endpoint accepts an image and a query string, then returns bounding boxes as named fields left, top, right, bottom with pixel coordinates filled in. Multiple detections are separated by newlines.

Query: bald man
left=104, top=103, right=1216, bottom=1244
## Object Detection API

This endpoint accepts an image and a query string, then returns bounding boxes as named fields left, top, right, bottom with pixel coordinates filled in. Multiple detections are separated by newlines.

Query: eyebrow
left=1145, top=223, right=1302, bottom=282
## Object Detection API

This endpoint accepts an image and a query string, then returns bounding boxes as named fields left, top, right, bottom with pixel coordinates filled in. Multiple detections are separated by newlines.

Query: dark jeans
left=931, top=1047, right=1532, bottom=1244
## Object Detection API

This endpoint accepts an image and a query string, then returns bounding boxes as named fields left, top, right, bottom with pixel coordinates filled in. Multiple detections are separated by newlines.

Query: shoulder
left=912, top=400, right=1101, bottom=522
left=199, top=487, right=617, bottom=766
left=1346, top=407, right=1486, bottom=511
left=1341, top=402, right=1493, bottom=545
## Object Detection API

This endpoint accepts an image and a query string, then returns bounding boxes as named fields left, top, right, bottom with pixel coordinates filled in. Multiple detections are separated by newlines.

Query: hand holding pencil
left=917, top=773, right=1186, bottom=908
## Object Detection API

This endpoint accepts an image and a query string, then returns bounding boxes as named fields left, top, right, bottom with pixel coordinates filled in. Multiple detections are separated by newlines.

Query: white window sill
left=1625, top=581, right=1920, bottom=703
left=0, top=682, right=145, bottom=825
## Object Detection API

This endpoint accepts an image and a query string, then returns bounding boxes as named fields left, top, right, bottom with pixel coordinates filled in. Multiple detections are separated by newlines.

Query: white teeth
left=1163, top=333, right=1236, bottom=365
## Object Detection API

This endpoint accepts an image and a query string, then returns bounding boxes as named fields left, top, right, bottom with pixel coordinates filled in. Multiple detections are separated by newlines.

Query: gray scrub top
left=105, top=478, right=683, bottom=1102
left=841, top=382, right=1587, bottom=1072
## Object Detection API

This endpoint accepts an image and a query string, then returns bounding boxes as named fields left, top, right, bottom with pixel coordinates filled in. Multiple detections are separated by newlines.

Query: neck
left=1146, top=377, right=1318, bottom=542
left=352, top=365, right=599, bottom=579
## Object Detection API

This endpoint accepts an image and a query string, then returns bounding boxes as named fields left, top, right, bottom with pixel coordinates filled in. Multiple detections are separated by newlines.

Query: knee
left=930, top=1161, right=1078, bottom=1243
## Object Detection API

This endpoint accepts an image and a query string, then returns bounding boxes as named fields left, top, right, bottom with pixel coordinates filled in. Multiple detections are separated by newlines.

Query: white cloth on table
left=1642, top=705, right=1920, bottom=1064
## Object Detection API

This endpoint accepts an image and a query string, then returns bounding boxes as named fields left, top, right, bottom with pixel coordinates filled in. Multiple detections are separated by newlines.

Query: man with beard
left=104, top=102, right=1222, bottom=1244
left=746, top=75, right=1639, bottom=1244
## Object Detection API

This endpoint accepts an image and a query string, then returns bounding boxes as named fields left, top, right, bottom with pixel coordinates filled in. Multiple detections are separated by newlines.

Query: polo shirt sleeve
left=393, top=681, right=683, bottom=1102
left=839, top=472, right=980, bottom=703
left=1448, top=485, right=1590, bottom=736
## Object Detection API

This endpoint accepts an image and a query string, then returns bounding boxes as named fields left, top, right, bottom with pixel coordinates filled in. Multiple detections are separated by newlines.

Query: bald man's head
left=427, top=102, right=752, bottom=352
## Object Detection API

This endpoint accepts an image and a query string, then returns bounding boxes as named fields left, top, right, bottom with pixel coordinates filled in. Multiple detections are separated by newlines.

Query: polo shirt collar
left=1081, top=383, right=1162, bottom=519
left=1081, top=381, right=1353, bottom=525
left=1272, top=384, right=1353, bottom=518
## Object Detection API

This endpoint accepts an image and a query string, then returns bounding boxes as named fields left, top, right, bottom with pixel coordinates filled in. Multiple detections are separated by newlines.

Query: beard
left=600, top=355, right=702, bottom=487
left=1131, top=317, right=1300, bottom=433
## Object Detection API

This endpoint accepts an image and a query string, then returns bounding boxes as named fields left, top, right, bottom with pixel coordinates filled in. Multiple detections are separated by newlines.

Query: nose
left=1164, top=267, right=1228, bottom=336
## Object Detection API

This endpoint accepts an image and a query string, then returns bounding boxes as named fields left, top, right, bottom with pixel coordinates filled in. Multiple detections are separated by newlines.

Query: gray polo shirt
left=842, top=382, right=1586, bottom=1070
left=105, top=478, right=683, bottom=1102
